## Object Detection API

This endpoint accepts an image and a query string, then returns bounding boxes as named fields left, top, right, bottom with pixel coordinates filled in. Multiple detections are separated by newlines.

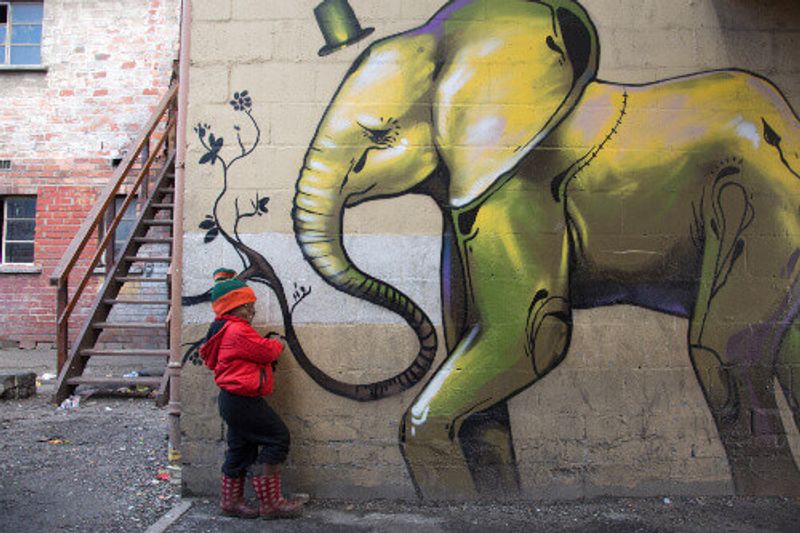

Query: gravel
left=0, top=391, right=177, bottom=532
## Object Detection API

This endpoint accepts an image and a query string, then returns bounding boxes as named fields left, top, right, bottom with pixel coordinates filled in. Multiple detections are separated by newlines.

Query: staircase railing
left=50, top=84, right=179, bottom=374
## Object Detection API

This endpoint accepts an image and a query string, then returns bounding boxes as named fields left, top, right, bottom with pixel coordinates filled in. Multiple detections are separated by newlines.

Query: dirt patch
left=0, top=393, right=177, bottom=532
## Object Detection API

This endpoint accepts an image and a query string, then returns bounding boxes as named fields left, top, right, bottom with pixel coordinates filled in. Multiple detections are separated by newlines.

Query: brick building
left=0, top=0, right=180, bottom=347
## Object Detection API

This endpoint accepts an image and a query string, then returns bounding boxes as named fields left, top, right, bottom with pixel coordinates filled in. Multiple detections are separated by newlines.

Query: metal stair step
left=79, top=349, right=170, bottom=357
left=151, top=203, right=174, bottom=209
left=65, top=376, right=163, bottom=387
left=143, top=219, right=173, bottom=226
left=93, top=322, right=168, bottom=330
left=160, top=187, right=175, bottom=193
left=114, top=276, right=169, bottom=283
left=133, top=237, right=173, bottom=244
left=123, top=256, right=171, bottom=263
left=103, top=298, right=171, bottom=305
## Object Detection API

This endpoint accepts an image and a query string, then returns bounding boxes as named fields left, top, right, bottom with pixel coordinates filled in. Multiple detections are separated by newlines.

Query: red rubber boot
left=220, top=475, right=259, bottom=519
left=252, top=471, right=304, bottom=519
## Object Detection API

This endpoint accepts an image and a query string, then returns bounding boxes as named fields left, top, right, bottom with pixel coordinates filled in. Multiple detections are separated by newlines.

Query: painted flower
left=230, top=90, right=252, bottom=111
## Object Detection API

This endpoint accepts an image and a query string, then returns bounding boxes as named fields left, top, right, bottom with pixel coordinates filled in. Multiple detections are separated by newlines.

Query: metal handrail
left=51, top=84, right=178, bottom=372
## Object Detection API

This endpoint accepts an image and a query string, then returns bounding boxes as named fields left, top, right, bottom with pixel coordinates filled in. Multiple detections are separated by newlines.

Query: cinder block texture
left=182, top=0, right=800, bottom=500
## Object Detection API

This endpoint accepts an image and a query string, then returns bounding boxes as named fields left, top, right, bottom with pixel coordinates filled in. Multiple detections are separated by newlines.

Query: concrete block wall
left=0, top=0, right=181, bottom=347
left=181, top=0, right=800, bottom=499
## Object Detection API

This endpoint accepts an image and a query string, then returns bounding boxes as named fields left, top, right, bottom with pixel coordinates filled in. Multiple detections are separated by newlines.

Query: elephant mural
left=292, top=0, right=800, bottom=499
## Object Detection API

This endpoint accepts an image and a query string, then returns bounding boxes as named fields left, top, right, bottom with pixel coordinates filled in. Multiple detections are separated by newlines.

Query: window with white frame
left=0, top=2, right=43, bottom=66
left=1, top=196, right=37, bottom=264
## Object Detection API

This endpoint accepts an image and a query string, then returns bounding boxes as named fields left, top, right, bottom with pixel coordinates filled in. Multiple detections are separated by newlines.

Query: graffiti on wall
left=291, top=0, right=800, bottom=499
left=181, top=88, right=429, bottom=401
left=189, top=0, right=800, bottom=499
left=182, top=92, right=317, bottom=368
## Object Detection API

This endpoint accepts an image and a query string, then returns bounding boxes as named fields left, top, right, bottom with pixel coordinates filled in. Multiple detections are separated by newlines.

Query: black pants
left=217, top=389, right=290, bottom=478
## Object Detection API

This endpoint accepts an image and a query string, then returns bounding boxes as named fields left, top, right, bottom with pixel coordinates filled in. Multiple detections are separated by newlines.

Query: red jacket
left=199, top=315, right=283, bottom=397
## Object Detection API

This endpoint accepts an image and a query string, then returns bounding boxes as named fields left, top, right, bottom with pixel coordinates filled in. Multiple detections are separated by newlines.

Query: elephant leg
left=689, top=178, right=800, bottom=495
left=458, top=401, right=520, bottom=496
left=399, top=175, right=574, bottom=499
left=441, top=211, right=520, bottom=495
left=689, top=338, right=800, bottom=495
left=400, top=287, right=572, bottom=500
left=775, top=314, right=800, bottom=434
left=399, top=326, right=532, bottom=500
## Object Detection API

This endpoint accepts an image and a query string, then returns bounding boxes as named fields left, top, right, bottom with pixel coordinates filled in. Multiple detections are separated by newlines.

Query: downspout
left=167, top=0, right=191, bottom=485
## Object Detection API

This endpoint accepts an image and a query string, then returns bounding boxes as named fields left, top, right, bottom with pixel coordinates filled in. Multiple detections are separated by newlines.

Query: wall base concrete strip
left=0, top=372, right=37, bottom=400
left=145, top=499, right=193, bottom=533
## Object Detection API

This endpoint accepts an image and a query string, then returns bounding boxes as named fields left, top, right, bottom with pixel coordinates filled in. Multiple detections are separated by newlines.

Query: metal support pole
left=55, top=280, right=68, bottom=373
left=141, top=135, right=151, bottom=206
left=104, top=200, right=117, bottom=269
left=166, top=0, right=192, bottom=486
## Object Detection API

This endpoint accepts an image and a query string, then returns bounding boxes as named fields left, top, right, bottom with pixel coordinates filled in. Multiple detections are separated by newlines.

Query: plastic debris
left=663, top=497, right=672, bottom=505
left=123, top=371, right=139, bottom=379
left=291, top=492, right=311, bottom=504
left=38, top=437, right=71, bottom=445
left=155, top=470, right=170, bottom=482
left=40, top=373, right=57, bottom=381
left=57, top=395, right=81, bottom=410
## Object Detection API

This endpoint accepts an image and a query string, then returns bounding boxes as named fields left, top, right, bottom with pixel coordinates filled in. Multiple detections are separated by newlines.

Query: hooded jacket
left=198, top=315, right=283, bottom=397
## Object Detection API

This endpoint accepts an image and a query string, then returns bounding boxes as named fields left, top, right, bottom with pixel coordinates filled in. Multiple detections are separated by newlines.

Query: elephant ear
left=432, top=0, right=599, bottom=208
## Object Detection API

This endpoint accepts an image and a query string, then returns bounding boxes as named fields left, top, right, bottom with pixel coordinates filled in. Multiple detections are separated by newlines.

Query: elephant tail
left=751, top=73, right=800, bottom=181
left=761, top=116, right=800, bottom=181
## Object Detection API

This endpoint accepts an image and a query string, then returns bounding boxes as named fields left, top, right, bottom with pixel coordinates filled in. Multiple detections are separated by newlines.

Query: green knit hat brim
left=211, top=278, right=257, bottom=316
left=211, top=278, right=248, bottom=302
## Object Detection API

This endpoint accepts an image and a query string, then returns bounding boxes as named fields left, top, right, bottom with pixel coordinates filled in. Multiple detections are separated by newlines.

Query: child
left=199, top=268, right=304, bottom=519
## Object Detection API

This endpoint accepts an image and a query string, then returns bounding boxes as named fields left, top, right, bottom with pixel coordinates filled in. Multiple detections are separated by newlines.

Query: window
left=113, top=196, right=137, bottom=256
left=1, top=196, right=36, bottom=264
left=96, top=197, right=136, bottom=272
left=0, top=2, right=43, bottom=66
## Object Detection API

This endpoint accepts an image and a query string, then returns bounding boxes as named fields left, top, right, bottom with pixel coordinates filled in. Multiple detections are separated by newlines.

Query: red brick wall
left=0, top=0, right=180, bottom=347
left=0, top=186, right=101, bottom=347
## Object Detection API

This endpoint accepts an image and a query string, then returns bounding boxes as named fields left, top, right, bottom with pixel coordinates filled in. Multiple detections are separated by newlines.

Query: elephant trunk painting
left=292, top=0, right=800, bottom=499
left=293, top=156, right=438, bottom=401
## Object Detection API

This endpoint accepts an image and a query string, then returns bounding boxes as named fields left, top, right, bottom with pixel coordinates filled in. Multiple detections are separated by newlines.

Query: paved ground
left=0, top=347, right=166, bottom=386
left=167, top=497, right=800, bottom=533
left=0, top=347, right=58, bottom=376
left=1, top=348, right=799, bottom=532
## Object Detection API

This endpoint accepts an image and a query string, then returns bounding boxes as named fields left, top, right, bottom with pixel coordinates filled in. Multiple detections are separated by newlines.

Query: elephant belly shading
left=567, top=218, right=701, bottom=317
left=569, top=274, right=697, bottom=317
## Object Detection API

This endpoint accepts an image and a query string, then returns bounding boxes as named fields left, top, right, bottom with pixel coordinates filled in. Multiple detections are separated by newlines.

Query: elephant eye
left=358, top=119, right=400, bottom=147
left=546, top=35, right=566, bottom=65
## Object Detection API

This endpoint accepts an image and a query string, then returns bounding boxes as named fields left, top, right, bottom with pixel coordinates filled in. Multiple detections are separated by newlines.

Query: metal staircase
left=50, top=85, right=179, bottom=406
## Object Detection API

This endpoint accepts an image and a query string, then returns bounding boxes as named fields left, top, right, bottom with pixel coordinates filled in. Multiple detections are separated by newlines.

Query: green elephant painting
left=292, top=0, right=800, bottom=498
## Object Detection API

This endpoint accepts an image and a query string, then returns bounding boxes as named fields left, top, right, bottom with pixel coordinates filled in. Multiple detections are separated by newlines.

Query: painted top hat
left=314, top=0, right=374, bottom=56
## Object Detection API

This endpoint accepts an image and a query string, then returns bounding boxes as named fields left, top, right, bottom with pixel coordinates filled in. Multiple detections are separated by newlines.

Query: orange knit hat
left=211, top=268, right=256, bottom=316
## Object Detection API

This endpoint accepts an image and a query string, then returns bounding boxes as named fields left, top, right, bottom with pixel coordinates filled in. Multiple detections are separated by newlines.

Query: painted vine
left=181, top=90, right=310, bottom=365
